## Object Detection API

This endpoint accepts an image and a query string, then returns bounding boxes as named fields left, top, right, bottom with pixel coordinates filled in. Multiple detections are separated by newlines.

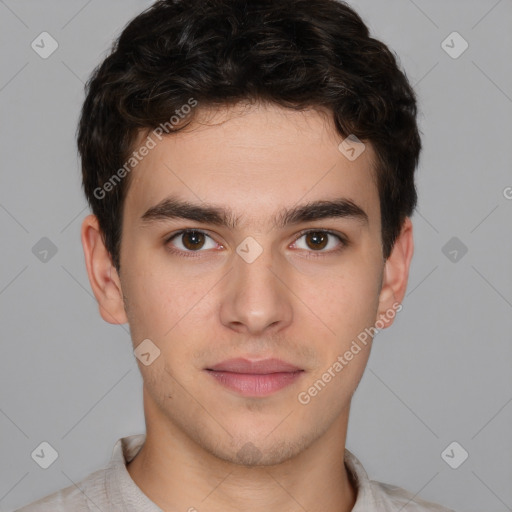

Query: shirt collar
left=107, top=434, right=377, bottom=511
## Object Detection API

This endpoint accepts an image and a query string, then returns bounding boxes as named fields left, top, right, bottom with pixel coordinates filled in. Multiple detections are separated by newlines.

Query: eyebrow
left=140, top=195, right=369, bottom=230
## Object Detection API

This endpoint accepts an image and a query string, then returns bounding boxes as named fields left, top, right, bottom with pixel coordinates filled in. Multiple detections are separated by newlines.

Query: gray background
left=1, top=1, right=511, bottom=511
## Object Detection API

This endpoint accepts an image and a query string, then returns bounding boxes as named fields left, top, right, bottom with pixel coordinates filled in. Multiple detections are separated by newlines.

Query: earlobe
left=81, top=214, right=128, bottom=325
left=375, top=217, right=414, bottom=329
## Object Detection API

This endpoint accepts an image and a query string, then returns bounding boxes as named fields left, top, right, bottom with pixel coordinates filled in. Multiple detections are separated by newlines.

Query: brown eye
left=305, top=231, right=329, bottom=250
left=167, top=230, right=218, bottom=253
left=293, top=230, right=345, bottom=254
left=181, top=231, right=206, bottom=250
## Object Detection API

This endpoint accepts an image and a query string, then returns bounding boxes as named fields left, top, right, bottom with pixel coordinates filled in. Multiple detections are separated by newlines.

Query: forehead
left=123, top=103, right=380, bottom=230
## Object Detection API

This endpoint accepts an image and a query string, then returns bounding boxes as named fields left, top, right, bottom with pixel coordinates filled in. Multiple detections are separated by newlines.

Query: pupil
left=184, top=231, right=204, bottom=250
left=307, top=232, right=327, bottom=250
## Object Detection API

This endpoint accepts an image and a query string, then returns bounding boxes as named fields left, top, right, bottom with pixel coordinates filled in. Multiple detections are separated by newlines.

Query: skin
left=81, top=102, right=414, bottom=512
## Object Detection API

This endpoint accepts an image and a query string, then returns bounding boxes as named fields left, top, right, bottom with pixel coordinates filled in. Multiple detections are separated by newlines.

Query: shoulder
left=12, top=434, right=147, bottom=512
left=369, top=480, right=457, bottom=512
left=11, top=467, right=106, bottom=512
left=344, top=449, right=456, bottom=512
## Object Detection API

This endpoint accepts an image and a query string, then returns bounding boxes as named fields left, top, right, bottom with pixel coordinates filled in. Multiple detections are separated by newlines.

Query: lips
left=206, top=358, right=302, bottom=374
left=205, top=358, right=304, bottom=397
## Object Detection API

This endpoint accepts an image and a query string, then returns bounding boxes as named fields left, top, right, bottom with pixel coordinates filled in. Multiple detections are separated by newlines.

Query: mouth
left=204, top=358, right=304, bottom=397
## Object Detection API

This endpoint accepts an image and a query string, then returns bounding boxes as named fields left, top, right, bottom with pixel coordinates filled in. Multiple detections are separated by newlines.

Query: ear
left=375, top=217, right=414, bottom=329
left=81, top=214, right=128, bottom=325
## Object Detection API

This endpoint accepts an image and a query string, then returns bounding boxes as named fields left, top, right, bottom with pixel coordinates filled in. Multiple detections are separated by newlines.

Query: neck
left=127, top=390, right=357, bottom=512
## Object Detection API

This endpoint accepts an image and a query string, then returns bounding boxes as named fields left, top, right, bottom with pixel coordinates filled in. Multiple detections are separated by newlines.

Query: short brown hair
left=78, top=0, right=422, bottom=271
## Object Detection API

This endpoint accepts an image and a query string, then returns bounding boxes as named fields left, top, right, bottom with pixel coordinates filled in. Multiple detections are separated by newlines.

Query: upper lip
left=206, top=358, right=302, bottom=374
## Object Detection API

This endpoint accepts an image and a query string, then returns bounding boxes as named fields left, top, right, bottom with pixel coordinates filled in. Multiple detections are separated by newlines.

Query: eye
left=291, top=229, right=346, bottom=255
left=164, top=228, right=347, bottom=258
left=166, top=230, right=220, bottom=254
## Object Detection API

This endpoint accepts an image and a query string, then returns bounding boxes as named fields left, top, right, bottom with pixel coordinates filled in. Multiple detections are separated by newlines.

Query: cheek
left=123, top=262, right=220, bottom=365
left=339, top=271, right=380, bottom=327
left=295, top=268, right=379, bottom=410
left=121, top=272, right=167, bottom=348
left=122, top=247, right=186, bottom=320
left=292, top=259, right=381, bottom=345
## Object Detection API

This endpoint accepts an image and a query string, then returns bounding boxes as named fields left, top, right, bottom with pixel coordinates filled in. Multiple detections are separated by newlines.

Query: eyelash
left=164, top=229, right=348, bottom=259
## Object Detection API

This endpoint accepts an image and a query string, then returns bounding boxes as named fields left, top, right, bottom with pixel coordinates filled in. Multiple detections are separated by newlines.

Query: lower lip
left=205, top=370, right=304, bottom=397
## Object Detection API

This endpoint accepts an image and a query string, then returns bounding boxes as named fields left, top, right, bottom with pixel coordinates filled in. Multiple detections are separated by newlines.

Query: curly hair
left=78, top=0, right=421, bottom=271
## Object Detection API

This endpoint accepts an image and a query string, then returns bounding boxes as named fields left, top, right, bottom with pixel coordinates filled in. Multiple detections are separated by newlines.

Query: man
left=15, top=0, right=455, bottom=510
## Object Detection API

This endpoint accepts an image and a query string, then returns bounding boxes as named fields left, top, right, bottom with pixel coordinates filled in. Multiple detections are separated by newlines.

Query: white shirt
left=14, top=434, right=456, bottom=511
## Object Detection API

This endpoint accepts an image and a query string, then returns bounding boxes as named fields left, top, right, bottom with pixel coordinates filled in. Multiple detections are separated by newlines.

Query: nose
left=219, top=243, right=293, bottom=336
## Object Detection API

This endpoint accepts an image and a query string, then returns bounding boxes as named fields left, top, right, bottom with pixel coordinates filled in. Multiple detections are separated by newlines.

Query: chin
left=198, top=429, right=315, bottom=467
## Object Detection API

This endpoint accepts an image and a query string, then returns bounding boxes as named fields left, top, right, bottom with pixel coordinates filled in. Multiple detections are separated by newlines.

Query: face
left=83, top=102, right=412, bottom=466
